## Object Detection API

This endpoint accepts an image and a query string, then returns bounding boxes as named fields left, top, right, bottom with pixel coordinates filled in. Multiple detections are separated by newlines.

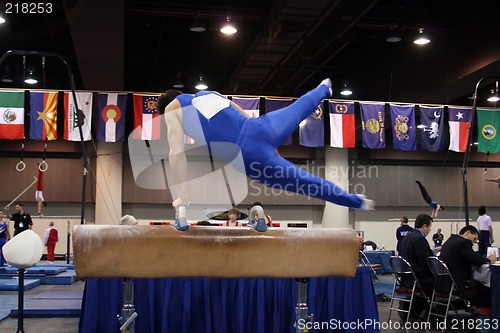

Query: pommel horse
left=73, top=225, right=360, bottom=332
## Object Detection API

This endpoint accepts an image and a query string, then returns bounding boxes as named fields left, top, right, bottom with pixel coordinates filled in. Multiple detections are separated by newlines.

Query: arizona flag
left=448, top=107, right=472, bottom=152
left=329, top=101, right=355, bottom=148
left=0, top=90, right=24, bottom=140
left=97, top=93, right=127, bottom=142
left=63, top=91, right=93, bottom=141
left=29, top=91, right=58, bottom=141
left=133, top=94, right=160, bottom=140
left=232, top=97, right=260, bottom=118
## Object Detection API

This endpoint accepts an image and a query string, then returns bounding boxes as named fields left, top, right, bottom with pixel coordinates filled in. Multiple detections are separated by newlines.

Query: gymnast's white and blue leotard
left=175, top=84, right=364, bottom=209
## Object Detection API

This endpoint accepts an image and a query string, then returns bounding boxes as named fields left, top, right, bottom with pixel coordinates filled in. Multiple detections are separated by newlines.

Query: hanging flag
left=299, top=103, right=324, bottom=147
left=96, top=93, right=127, bottom=142
left=448, top=107, right=472, bottom=152
left=265, top=98, right=293, bottom=145
left=232, top=97, right=260, bottom=118
left=360, top=103, right=385, bottom=149
left=63, top=91, right=93, bottom=141
left=29, top=91, right=58, bottom=141
left=0, top=90, right=24, bottom=140
left=477, top=108, right=500, bottom=154
left=133, top=94, right=160, bottom=140
left=390, top=104, right=416, bottom=151
left=329, top=101, right=355, bottom=148
left=419, top=106, right=445, bottom=152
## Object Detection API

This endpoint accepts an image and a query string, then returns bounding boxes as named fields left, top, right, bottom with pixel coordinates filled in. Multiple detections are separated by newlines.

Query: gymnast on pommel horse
left=159, top=78, right=375, bottom=231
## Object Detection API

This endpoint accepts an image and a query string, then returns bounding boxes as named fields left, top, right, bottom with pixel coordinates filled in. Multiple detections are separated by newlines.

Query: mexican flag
left=0, top=91, right=25, bottom=140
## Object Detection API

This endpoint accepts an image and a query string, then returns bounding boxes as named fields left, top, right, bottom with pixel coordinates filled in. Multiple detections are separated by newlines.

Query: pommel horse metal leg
left=117, top=279, right=138, bottom=333
left=16, top=268, right=26, bottom=333
left=295, top=278, right=313, bottom=333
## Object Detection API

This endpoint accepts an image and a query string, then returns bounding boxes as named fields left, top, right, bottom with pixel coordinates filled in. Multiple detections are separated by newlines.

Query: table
left=364, top=250, right=394, bottom=274
left=490, top=264, right=500, bottom=332
left=79, top=266, right=379, bottom=333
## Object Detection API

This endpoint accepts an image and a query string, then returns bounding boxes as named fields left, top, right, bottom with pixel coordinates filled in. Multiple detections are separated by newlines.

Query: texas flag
left=29, top=91, right=58, bottom=141
left=329, top=101, right=355, bottom=148
left=448, top=107, right=472, bottom=152
left=97, top=93, right=127, bottom=142
left=133, top=94, right=160, bottom=140
left=63, top=91, right=93, bottom=141
left=0, top=90, right=24, bottom=140
left=231, top=96, right=260, bottom=118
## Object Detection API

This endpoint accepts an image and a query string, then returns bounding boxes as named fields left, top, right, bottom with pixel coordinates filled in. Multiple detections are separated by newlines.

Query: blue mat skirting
left=79, top=266, right=380, bottom=333
left=0, top=278, right=41, bottom=291
left=9, top=291, right=82, bottom=318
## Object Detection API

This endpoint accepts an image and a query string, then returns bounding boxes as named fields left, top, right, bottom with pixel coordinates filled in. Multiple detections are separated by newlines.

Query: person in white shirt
left=476, top=205, right=494, bottom=257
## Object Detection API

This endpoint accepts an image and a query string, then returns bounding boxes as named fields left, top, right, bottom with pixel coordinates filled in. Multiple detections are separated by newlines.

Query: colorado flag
left=448, top=107, right=472, bottom=152
left=97, top=93, right=127, bottom=142
left=329, top=101, right=355, bottom=148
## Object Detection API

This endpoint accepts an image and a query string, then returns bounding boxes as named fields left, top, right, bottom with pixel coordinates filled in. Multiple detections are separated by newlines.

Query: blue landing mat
left=42, top=270, right=77, bottom=285
left=0, top=278, right=41, bottom=291
left=10, top=291, right=82, bottom=318
left=0, top=266, right=67, bottom=275
left=0, top=294, right=17, bottom=322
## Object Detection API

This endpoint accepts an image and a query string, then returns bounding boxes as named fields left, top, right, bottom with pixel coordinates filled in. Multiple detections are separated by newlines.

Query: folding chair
left=426, top=256, right=472, bottom=323
left=358, top=250, right=382, bottom=282
left=388, top=256, right=429, bottom=322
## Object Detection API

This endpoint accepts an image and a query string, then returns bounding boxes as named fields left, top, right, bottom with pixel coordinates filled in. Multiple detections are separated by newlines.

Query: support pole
left=16, top=268, right=25, bottom=333
left=117, top=279, right=137, bottom=333
left=295, top=278, right=312, bottom=333
left=66, top=219, right=71, bottom=264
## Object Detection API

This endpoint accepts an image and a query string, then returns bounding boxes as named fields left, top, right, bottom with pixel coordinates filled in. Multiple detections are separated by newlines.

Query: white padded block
left=3, top=230, right=44, bottom=269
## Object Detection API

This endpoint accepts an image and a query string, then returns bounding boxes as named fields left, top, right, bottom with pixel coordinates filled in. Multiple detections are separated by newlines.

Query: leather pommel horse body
left=73, top=225, right=359, bottom=279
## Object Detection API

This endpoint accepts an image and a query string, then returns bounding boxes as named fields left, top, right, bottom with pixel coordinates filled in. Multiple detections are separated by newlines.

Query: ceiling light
left=487, top=81, right=499, bottom=102
left=24, top=69, right=38, bottom=85
left=172, top=72, right=184, bottom=89
left=220, top=17, right=237, bottom=35
left=340, top=82, right=352, bottom=96
left=1, top=66, right=13, bottom=83
left=0, top=16, right=5, bottom=24
left=190, top=17, right=206, bottom=33
left=386, top=23, right=401, bottom=43
left=195, top=75, right=208, bottom=90
left=413, top=28, right=430, bottom=45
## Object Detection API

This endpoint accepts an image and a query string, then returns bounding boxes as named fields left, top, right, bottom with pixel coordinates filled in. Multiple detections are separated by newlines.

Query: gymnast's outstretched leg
left=263, top=79, right=332, bottom=146
left=248, top=155, right=373, bottom=210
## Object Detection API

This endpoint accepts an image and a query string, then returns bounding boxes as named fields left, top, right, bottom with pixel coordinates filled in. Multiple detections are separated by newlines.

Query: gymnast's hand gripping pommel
left=161, top=78, right=375, bottom=231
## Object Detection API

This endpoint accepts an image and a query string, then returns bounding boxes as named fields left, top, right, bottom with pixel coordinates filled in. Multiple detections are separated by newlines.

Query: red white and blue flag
left=63, top=91, right=93, bottom=141
left=30, top=91, right=58, bottom=141
left=97, top=93, right=127, bottom=142
left=329, top=101, right=355, bottom=148
left=448, top=107, right=472, bottom=152
left=133, top=94, right=160, bottom=140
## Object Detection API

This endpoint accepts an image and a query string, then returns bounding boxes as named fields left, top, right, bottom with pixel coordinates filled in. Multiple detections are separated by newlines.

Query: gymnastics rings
left=38, top=160, right=48, bottom=172
left=16, top=160, right=26, bottom=172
